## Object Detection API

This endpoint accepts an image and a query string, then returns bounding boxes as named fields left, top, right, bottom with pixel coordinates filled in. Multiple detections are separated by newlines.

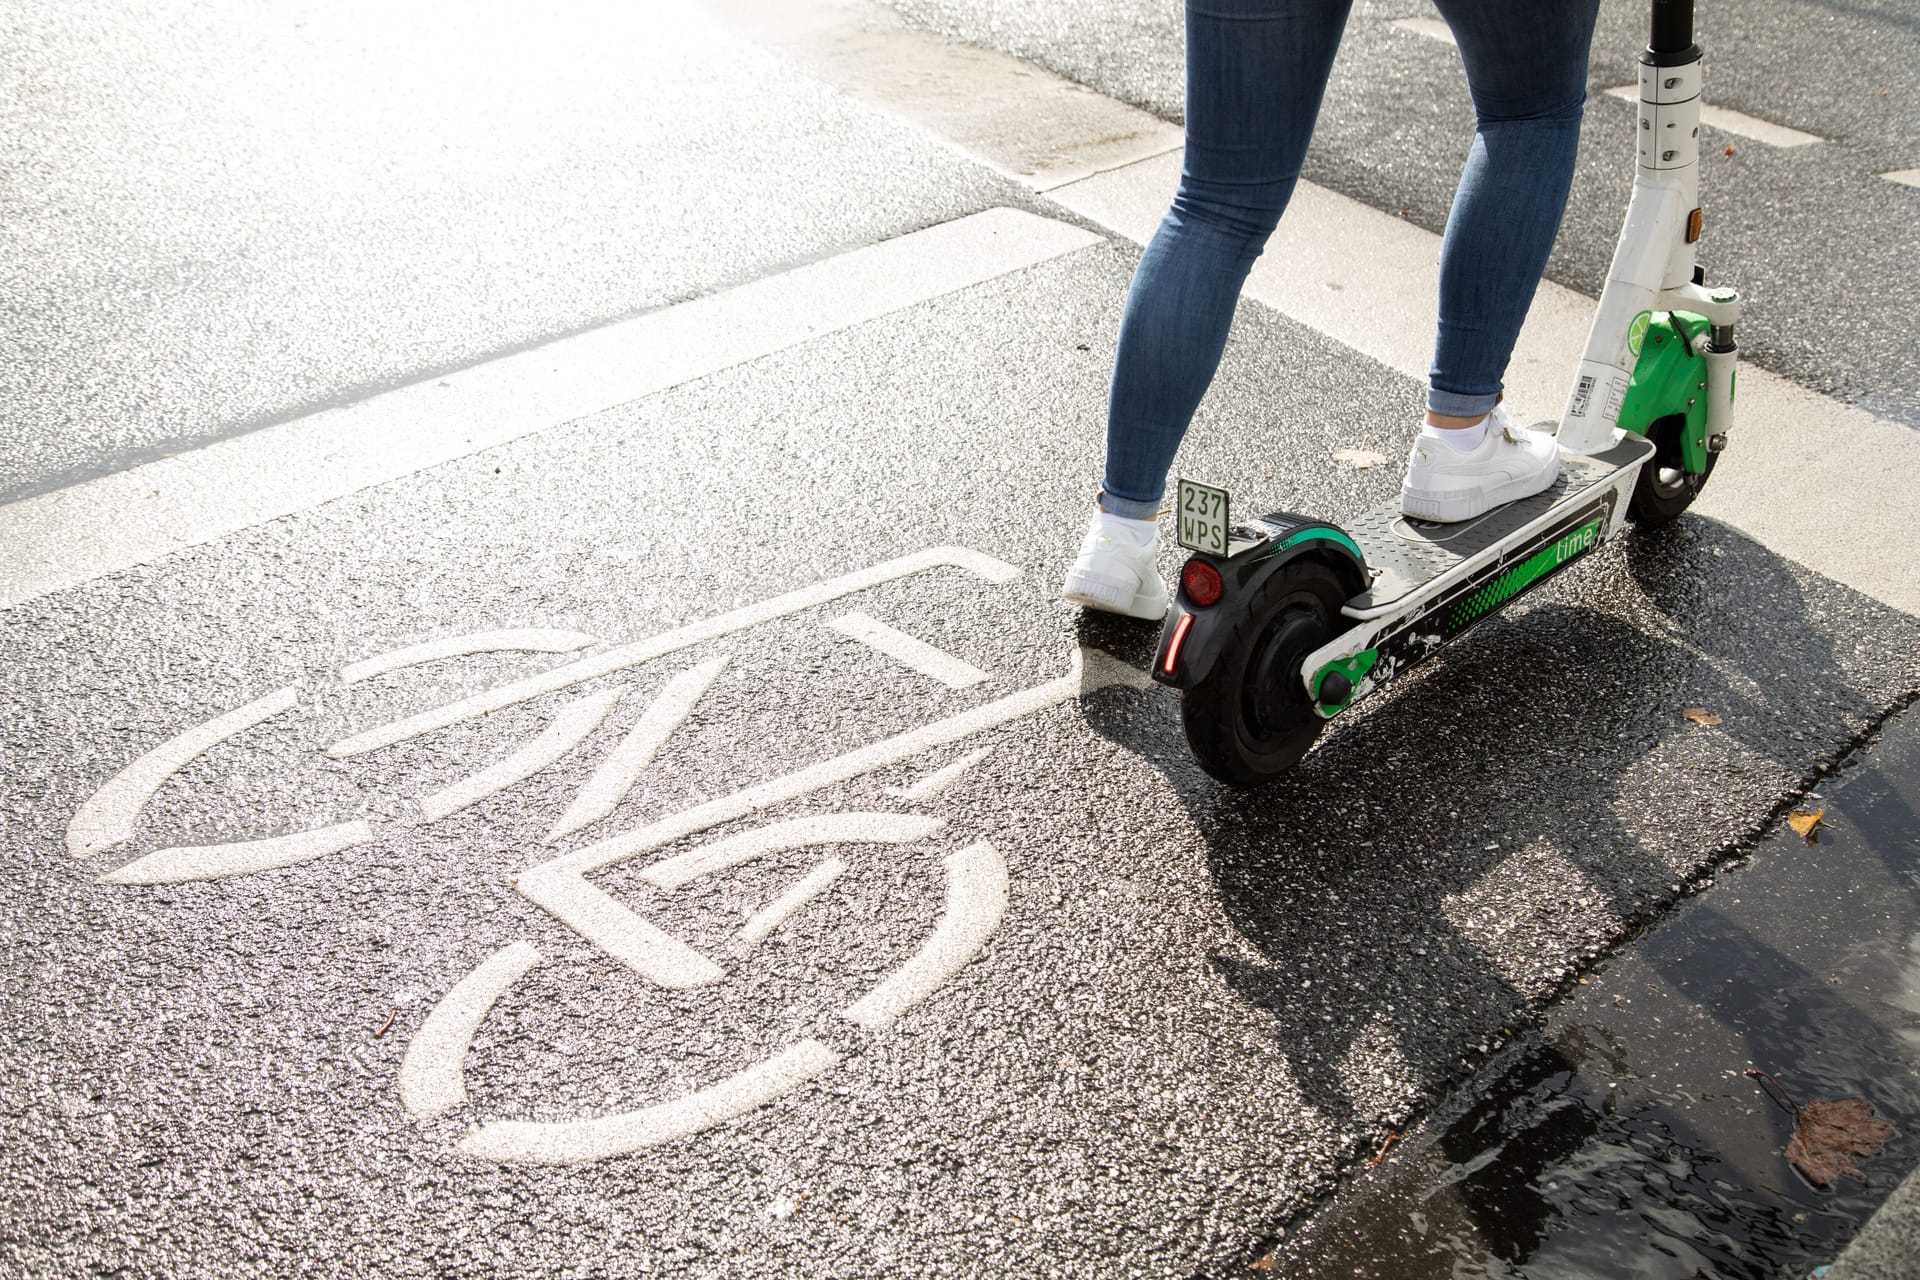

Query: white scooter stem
left=1557, top=47, right=1710, bottom=456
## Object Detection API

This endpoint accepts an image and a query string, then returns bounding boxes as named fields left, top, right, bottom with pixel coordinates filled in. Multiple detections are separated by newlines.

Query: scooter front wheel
left=1629, top=413, right=1717, bottom=528
left=1179, top=560, right=1348, bottom=786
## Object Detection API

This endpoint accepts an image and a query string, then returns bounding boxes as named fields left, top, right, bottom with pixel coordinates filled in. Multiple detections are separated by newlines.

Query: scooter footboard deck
left=1343, top=436, right=1654, bottom=613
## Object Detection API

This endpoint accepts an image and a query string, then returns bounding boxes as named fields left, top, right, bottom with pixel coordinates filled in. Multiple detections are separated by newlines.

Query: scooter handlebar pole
left=1556, top=0, right=1705, bottom=455
left=1649, top=0, right=1695, bottom=57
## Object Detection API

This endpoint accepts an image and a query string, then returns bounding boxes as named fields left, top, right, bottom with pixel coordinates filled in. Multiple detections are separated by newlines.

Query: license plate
left=1175, top=478, right=1229, bottom=556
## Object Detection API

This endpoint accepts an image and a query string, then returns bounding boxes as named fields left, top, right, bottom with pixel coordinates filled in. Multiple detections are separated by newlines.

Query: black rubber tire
left=1629, top=413, right=1718, bottom=528
left=1178, top=559, right=1347, bottom=787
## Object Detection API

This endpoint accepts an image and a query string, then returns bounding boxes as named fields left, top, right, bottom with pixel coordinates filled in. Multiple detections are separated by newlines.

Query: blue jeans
left=1099, top=0, right=1600, bottom=520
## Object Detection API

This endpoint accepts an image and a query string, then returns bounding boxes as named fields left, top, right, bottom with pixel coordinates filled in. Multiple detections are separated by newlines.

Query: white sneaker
left=1400, top=404, right=1560, bottom=524
left=1062, top=511, right=1167, bottom=620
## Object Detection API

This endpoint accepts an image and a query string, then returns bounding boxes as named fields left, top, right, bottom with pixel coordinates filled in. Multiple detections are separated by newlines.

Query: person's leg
left=1067, top=0, right=1351, bottom=618
left=1098, top=0, right=1354, bottom=521
left=1400, top=0, right=1599, bottom=523
left=1426, top=0, right=1600, bottom=424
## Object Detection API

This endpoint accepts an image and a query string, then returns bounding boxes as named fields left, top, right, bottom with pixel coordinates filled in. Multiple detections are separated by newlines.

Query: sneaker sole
left=1062, top=569, right=1167, bottom=621
left=1401, top=457, right=1561, bottom=524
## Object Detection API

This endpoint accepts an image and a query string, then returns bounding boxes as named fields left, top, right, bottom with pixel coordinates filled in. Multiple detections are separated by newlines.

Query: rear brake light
left=1162, top=613, right=1194, bottom=676
left=1181, top=559, right=1224, bottom=607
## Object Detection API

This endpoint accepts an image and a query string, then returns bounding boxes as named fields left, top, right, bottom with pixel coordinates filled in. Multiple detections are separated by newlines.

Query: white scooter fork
left=1558, top=1, right=1739, bottom=463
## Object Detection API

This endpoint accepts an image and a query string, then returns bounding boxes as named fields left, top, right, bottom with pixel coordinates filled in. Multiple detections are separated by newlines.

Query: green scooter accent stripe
left=1276, top=527, right=1365, bottom=561
left=1447, top=517, right=1602, bottom=631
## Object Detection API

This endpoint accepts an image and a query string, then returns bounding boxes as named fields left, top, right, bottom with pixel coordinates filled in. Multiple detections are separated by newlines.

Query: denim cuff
left=1426, top=385, right=1502, bottom=418
left=1096, top=488, right=1162, bottom=522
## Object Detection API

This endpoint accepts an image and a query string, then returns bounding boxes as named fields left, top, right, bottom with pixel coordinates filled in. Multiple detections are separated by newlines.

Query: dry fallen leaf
left=1787, top=808, right=1825, bottom=841
left=1788, top=1097, right=1894, bottom=1188
left=1249, top=1251, right=1277, bottom=1272
left=1332, top=448, right=1388, bottom=471
left=1681, top=707, right=1723, bottom=726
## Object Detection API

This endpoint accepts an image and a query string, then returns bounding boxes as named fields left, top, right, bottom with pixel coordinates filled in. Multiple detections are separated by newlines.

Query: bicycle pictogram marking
left=65, top=547, right=1148, bottom=1163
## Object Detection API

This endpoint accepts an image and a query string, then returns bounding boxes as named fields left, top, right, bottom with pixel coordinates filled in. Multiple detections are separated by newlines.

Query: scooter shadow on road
left=1071, top=515, right=1920, bottom=1158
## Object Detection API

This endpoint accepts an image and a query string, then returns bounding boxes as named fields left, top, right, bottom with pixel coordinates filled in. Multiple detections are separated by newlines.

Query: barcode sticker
left=1570, top=375, right=1597, bottom=418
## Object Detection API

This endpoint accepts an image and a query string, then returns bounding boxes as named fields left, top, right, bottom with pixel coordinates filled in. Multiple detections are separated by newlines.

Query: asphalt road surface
left=4, top=2, right=1918, bottom=1276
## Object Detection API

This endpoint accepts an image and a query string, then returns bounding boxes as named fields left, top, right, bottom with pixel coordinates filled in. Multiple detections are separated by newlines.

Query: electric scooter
left=1153, top=0, right=1740, bottom=786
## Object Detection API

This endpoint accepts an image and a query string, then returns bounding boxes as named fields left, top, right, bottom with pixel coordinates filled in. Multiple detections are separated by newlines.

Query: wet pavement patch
left=1267, top=701, right=1920, bottom=1279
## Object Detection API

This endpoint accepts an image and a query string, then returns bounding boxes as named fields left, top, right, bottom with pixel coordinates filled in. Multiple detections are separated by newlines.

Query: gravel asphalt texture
left=6, top=243, right=1919, bottom=1277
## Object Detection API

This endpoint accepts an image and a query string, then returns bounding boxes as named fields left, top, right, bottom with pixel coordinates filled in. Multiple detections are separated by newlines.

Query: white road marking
left=416, top=687, right=625, bottom=823
left=327, top=546, right=1021, bottom=759
left=706, top=0, right=1183, bottom=191
left=339, top=629, right=597, bottom=685
left=736, top=858, right=848, bottom=948
left=0, top=211, right=1097, bottom=611
left=1050, top=151, right=1920, bottom=616
left=100, top=819, right=375, bottom=885
left=398, top=941, right=544, bottom=1120
left=891, top=747, right=992, bottom=801
left=458, top=1038, right=843, bottom=1165
left=1602, top=85, right=1822, bottom=147
left=516, top=647, right=1148, bottom=975
left=842, top=840, right=1008, bottom=1031
left=546, top=657, right=730, bottom=843
left=1882, top=170, right=1920, bottom=188
left=66, top=685, right=299, bottom=859
left=1388, top=16, right=1455, bottom=45
left=825, top=611, right=988, bottom=689
left=525, top=814, right=943, bottom=988
left=641, top=813, right=943, bottom=891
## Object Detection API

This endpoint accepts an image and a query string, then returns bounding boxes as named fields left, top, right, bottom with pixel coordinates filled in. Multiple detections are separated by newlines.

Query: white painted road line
left=521, top=814, right=942, bottom=989
left=737, top=858, right=848, bottom=948
left=842, top=841, right=1008, bottom=1031
left=340, top=629, right=598, bottom=686
left=1883, top=170, right=1920, bottom=188
left=892, top=746, right=992, bottom=801
left=101, top=819, right=375, bottom=886
left=327, top=546, right=1021, bottom=760
left=0, top=210, right=1098, bottom=611
left=707, top=0, right=1183, bottom=191
left=416, top=687, right=625, bottom=823
left=66, top=685, right=299, bottom=859
left=641, top=813, right=943, bottom=891
left=398, top=941, right=545, bottom=1121
left=826, top=611, right=989, bottom=689
left=1388, top=16, right=1455, bottom=46
left=1049, top=150, right=1920, bottom=617
left=517, top=647, right=1150, bottom=978
left=1602, top=85, right=1822, bottom=147
left=545, top=658, right=730, bottom=843
left=459, top=1038, right=844, bottom=1165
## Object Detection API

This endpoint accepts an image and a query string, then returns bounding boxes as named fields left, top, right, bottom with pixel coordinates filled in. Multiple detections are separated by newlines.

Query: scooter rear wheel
left=1179, top=560, right=1347, bottom=786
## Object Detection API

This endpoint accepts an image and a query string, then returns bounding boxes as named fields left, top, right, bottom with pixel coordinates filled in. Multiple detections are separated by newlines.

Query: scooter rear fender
left=1152, top=515, right=1368, bottom=691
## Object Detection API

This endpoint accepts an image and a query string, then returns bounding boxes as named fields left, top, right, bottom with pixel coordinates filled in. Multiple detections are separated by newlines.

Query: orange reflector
left=1162, top=613, right=1195, bottom=676
left=1686, top=208, right=1703, bottom=243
